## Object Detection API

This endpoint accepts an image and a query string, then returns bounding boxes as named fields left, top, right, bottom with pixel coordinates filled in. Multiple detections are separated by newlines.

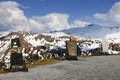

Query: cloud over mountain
left=0, top=1, right=89, bottom=33
left=94, top=1, right=120, bottom=25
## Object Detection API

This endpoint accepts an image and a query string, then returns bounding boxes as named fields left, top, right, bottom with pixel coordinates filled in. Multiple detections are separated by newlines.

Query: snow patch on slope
left=106, top=32, right=120, bottom=43
left=42, top=32, right=70, bottom=38
left=0, top=40, right=10, bottom=56
left=0, top=31, right=10, bottom=38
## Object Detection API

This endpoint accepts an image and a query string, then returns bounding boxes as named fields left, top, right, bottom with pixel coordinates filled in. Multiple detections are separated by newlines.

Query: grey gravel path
left=0, top=56, right=120, bottom=80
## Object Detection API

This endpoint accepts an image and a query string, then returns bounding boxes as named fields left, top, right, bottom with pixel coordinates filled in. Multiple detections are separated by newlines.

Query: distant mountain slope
left=61, top=24, right=120, bottom=39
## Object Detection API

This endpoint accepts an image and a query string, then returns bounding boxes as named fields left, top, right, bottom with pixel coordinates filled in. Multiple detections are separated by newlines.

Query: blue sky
left=15, top=0, right=119, bottom=22
left=0, top=0, right=120, bottom=32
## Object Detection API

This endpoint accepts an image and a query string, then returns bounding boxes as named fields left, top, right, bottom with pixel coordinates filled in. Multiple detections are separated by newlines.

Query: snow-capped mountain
left=0, top=23, right=120, bottom=55
left=0, top=31, right=70, bottom=69
left=61, top=24, right=120, bottom=39
left=0, top=31, right=69, bottom=56
left=0, top=23, right=120, bottom=69
left=1, top=23, right=120, bottom=56
left=0, top=32, right=69, bottom=60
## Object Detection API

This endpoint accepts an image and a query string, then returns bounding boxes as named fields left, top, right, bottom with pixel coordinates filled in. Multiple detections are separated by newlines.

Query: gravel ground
left=0, top=56, right=120, bottom=80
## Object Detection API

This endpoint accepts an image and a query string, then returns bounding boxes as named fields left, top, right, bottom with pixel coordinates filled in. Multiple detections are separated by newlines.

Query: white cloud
left=0, top=1, right=45, bottom=32
left=94, top=2, right=120, bottom=25
left=32, top=13, right=70, bottom=31
left=0, top=1, right=89, bottom=33
left=70, top=19, right=90, bottom=28
left=0, top=1, right=27, bottom=25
